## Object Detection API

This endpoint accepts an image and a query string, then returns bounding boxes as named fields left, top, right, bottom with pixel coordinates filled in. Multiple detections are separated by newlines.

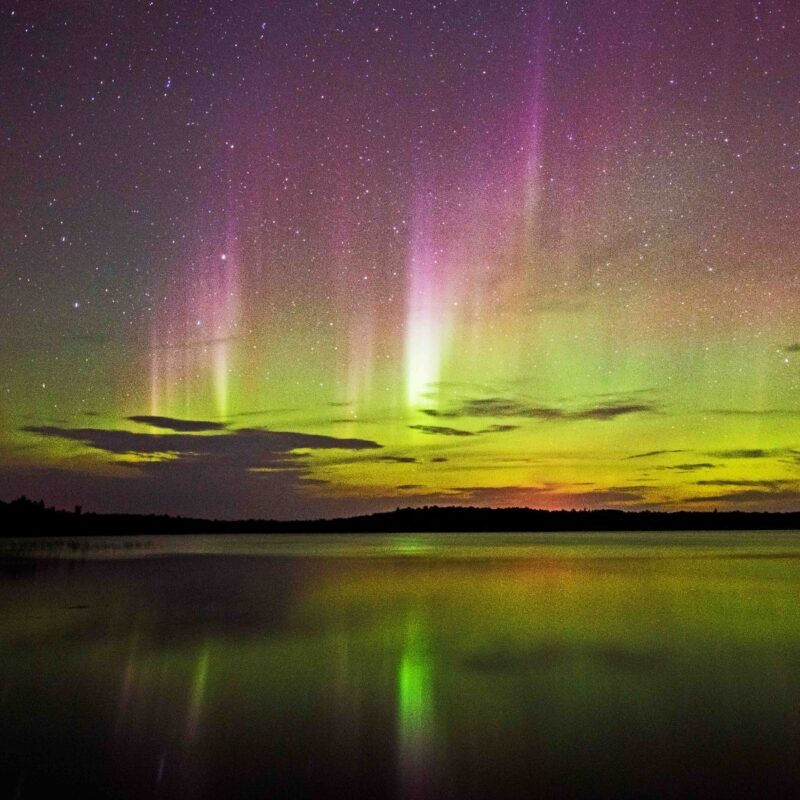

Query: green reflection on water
left=186, top=646, right=210, bottom=740
left=2, top=532, right=800, bottom=798
left=397, top=616, right=436, bottom=798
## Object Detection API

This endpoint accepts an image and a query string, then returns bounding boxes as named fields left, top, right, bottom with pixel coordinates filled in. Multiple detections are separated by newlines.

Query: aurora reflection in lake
left=2, top=532, right=800, bottom=799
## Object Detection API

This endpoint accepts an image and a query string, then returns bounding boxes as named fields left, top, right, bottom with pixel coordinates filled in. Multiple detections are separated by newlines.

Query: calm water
left=2, top=532, right=800, bottom=799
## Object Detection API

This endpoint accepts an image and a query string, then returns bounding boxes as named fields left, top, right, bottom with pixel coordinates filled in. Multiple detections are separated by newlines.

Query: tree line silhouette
left=2, top=495, right=799, bottom=536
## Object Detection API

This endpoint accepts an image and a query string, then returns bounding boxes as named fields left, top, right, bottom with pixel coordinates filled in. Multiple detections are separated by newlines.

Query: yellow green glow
left=3, top=213, right=799, bottom=516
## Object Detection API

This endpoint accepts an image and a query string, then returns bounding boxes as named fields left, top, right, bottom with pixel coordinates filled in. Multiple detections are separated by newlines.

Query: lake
left=2, top=532, right=800, bottom=798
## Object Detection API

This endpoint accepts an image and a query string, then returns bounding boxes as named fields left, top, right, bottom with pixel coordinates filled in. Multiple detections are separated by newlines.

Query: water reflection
left=397, top=615, right=436, bottom=799
left=2, top=533, right=800, bottom=798
left=186, top=646, right=210, bottom=741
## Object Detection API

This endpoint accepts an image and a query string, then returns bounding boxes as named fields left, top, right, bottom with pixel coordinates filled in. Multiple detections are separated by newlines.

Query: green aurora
left=1, top=2, right=799, bottom=518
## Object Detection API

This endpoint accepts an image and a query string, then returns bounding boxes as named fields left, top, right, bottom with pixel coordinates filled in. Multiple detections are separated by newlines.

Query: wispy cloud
left=408, top=425, right=475, bottom=437
left=706, top=448, right=800, bottom=459
left=695, top=479, right=796, bottom=489
left=575, top=403, right=653, bottom=420
left=408, top=422, right=521, bottom=437
left=422, top=397, right=654, bottom=421
left=685, top=489, right=800, bottom=507
left=127, top=415, right=227, bottom=432
left=657, top=463, right=716, bottom=472
left=626, top=449, right=686, bottom=460
left=479, top=424, right=520, bottom=433
left=321, top=453, right=420, bottom=467
left=444, top=484, right=647, bottom=508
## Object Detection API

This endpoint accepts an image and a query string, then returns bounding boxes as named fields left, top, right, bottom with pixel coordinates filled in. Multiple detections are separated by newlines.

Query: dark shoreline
left=3, top=496, right=800, bottom=536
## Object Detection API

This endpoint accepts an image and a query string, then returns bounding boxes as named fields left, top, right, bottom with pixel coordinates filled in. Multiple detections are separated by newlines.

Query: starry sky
left=1, top=0, right=799, bottom=519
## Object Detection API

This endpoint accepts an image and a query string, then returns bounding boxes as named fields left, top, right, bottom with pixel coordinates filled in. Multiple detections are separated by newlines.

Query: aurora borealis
left=1, top=1, right=798, bottom=518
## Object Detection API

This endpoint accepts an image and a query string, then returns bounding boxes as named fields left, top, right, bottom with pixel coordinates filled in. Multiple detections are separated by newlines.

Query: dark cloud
left=685, top=489, right=800, bottom=507
left=708, top=448, right=800, bottom=460
left=422, top=398, right=557, bottom=419
left=552, top=487, right=647, bottom=505
left=396, top=484, right=423, bottom=490
left=695, top=479, right=796, bottom=489
left=431, top=457, right=448, bottom=462
left=574, top=403, right=653, bottom=420
left=658, top=463, right=716, bottom=472
left=408, top=425, right=475, bottom=437
left=653, top=461, right=718, bottom=472
left=707, top=449, right=772, bottom=459
left=315, top=452, right=419, bottom=468
left=446, top=484, right=647, bottom=508
left=14, top=423, right=383, bottom=519
left=591, top=388, right=657, bottom=399
left=409, top=420, right=521, bottom=437
left=23, top=425, right=381, bottom=462
left=626, top=449, right=686, bottom=460
left=422, top=397, right=654, bottom=421
left=479, top=424, right=520, bottom=433
left=704, top=448, right=800, bottom=460
left=128, top=415, right=227, bottom=432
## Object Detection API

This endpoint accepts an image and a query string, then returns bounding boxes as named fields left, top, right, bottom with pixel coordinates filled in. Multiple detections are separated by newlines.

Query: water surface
left=2, top=532, right=800, bottom=798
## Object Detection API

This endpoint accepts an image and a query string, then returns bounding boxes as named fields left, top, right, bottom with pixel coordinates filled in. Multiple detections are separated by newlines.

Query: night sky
left=1, top=1, right=799, bottom=519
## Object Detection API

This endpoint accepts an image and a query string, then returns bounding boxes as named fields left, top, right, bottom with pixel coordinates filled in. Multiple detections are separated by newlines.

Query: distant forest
left=2, top=495, right=799, bottom=536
